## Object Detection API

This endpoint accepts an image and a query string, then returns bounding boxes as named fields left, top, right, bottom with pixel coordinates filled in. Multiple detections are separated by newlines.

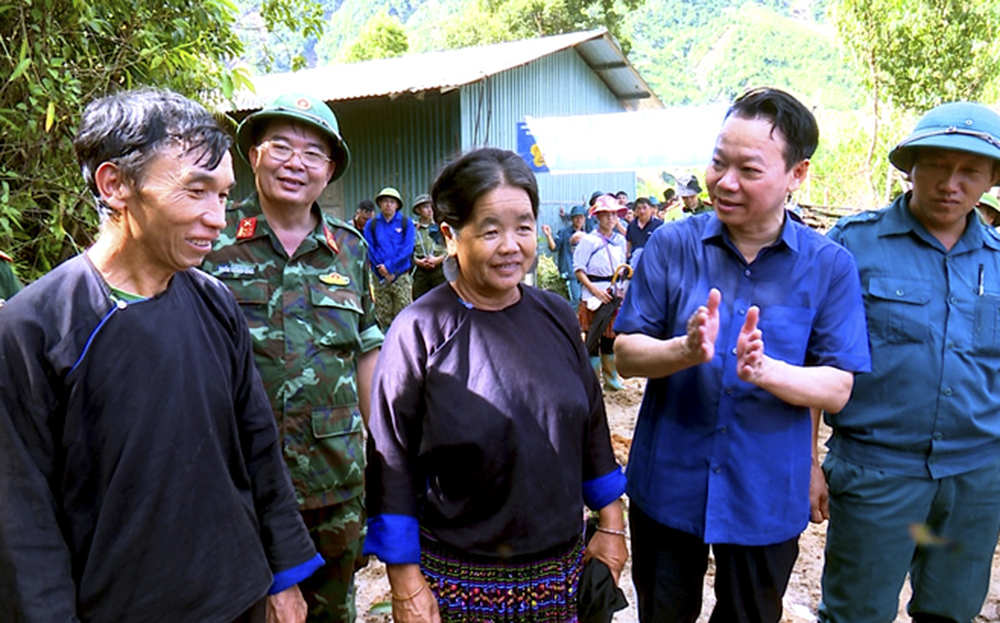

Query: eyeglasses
left=258, top=140, right=332, bottom=169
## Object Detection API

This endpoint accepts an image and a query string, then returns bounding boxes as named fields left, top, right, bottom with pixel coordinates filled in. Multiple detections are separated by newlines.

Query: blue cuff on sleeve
left=268, top=553, right=324, bottom=595
left=583, top=468, right=627, bottom=511
left=363, top=514, right=421, bottom=564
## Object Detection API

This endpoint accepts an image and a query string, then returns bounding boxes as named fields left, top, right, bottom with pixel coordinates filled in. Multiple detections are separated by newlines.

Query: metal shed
left=228, top=29, right=662, bottom=230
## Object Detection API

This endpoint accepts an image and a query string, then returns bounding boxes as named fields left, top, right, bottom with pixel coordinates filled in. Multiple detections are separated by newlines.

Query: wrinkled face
left=126, top=144, right=234, bottom=274
left=908, top=148, right=1000, bottom=236
left=705, top=115, right=807, bottom=232
left=378, top=196, right=400, bottom=219
left=444, top=185, right=536, bottom=304
left=249, top=121, right=334, bottom=209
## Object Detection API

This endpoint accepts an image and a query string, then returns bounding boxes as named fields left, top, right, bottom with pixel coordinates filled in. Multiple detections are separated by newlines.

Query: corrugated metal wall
left=330, top=93, right=462, bottom=221
left=230, top=47, right=635, bottom=232
left=458, top=48, right=635, bottom=236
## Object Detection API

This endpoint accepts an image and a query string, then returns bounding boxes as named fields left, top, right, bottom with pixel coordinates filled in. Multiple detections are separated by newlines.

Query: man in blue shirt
left=817, top=103, right=1000, bottom=623
left=614, top=88, right=871, bottom=623
left=625, top=196, right=663, bottom=268
left=364, top=186, right=415, bottom=330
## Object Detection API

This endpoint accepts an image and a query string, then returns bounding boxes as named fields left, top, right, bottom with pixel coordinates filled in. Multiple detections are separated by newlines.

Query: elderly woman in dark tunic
left=364, top=147, right=628, bottom=623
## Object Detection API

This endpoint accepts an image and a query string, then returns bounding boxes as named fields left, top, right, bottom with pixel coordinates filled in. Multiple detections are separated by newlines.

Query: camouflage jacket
left=202, top=194, right=384, bottom=510
left=412, top=221, right=445, bottom=263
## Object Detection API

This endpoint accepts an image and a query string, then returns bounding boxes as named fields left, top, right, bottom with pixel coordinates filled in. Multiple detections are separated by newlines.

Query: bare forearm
left=614, top=332, right=701, bottom=379
left=754, top=360, right=853, bottom=413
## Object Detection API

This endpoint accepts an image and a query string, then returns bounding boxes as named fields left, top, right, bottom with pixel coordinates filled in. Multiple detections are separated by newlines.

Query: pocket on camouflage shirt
left=310, top=283, right=364, bottom=348
left=311, top=404, right=363, bottom=439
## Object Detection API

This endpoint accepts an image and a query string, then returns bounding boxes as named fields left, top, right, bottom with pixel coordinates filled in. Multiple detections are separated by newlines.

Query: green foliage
left=535, top=253, right=569, bottom=299
left=342, top=11, right=409, bottom=62
left=625, top=0, right=860, bottom=110
left=438, top=0, right=642, bottom=53
left=0, top=0, right=319, bottom=282
left=234, top=0, right=326, bottom=72
left=833, top=0, right=1000, bottom=113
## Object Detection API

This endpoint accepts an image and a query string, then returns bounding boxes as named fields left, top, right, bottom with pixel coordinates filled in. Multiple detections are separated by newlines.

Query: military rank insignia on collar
left=319, top=272, right=350, bottom=286
left=236, top=217, right=257, bottom=239
left=322, top=224, right=340, bottom=254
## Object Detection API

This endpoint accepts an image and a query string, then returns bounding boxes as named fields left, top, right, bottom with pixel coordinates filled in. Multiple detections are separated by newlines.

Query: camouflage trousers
left=298, top=496, right=367, bottom=623
left=373, top=271, right=412, bottom=331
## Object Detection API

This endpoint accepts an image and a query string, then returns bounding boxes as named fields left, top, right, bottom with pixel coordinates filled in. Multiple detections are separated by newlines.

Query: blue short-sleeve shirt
left=826, top=193, right=1000, bottom=479
left=614, top=213, right=871, bottom=545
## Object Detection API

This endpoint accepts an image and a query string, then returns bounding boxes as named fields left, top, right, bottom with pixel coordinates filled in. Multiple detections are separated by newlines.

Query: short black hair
left=725, top=87, right=818, bottom=171
left=663, top=188, right=676, bottom=202
left=430, top=148, right=539, bottom=230
left=634, top=197, right=652, bottom=209
left=74, top=88, right=231, bottom=219
left=357, top=198, right=375, bottom=213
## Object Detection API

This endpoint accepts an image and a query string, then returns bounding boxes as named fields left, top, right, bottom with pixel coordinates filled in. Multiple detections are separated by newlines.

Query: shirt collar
left=880, top=192, right=1000, bottom=252
left=701, top=211, right=799, bottom=255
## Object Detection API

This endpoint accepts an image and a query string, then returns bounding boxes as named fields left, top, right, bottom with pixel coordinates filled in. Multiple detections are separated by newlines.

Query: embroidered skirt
left=420, top=531, right=584, bottom=622
left=577, top=301, right=617, bottom=340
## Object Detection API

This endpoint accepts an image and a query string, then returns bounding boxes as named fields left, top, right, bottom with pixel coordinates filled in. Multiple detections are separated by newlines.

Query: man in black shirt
left=0, top=88, right=318, bottom=623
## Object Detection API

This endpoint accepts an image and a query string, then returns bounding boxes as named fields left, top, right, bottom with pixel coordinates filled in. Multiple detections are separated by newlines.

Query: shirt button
left=949, top=296, right=958, bottom=304
left=738, top=308, right=746, bottom=315
left=720, top=426, right=728, bottom=434
left=896, top=289, right=904, bottom=297
left=744, top=269, right=751, bottom=277
left=946, top=341, right=955, bottom=349
left=713, top=466, right=722, bottom=474
left=731, top=347, right=737, bottom=355
left=943, top=387, right=953, bottom=396
left=725, top=387, right=734, bottom=395
left=933, top=432, right=943, bottom=441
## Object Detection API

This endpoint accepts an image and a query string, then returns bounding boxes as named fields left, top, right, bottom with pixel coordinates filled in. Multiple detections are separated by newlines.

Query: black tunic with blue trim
left=0, top=255, right=316, bottom=622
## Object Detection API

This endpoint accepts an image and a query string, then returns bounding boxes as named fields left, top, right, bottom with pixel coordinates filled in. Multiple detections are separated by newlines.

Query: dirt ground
left=355, top=377, right=1000, bottom=622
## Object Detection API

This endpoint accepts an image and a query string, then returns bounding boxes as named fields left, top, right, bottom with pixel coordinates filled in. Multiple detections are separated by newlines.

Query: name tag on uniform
left=215, top=264, right=256, bottom=277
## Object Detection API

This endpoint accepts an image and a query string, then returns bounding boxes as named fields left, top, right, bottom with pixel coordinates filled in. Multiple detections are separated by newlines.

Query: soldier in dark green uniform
left=202, top=93, right=383, bottom=623
left=0, top=251, right=21, bottom=307
left=678, top=174, right=713, bottom=215
left=410, top=193, right=446, bottom=299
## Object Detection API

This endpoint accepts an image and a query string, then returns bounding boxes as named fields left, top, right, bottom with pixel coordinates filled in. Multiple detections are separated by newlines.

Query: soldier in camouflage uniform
left=0, top=251, right=21, bottom=307
left=202, top=93, right=383, bottom=623
left=410, top=193, right=446, bottom=299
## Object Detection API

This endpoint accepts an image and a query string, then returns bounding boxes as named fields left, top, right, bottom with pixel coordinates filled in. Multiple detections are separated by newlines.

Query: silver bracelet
left=595, top=526, right=627, bottom=537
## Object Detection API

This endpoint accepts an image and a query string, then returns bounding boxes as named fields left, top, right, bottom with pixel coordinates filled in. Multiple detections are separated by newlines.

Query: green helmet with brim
left=236, top=92, right=351, bottom=183
left=889, top=102, right=1000, bottom=173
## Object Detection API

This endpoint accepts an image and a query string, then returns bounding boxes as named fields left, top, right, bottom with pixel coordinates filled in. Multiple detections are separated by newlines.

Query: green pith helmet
left=375, top=187, right=403, bottom=206
left=889, top=102, right=1000, bottom=173
left=236, top=93, right=351, bottom=183
left=979, top=193, right=1000, bottom=213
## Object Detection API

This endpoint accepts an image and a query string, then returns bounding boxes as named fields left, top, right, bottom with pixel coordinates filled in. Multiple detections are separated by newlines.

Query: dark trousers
left=231, top=598, right=266, bottom=623
left=630, top=503, right=798, bottom=623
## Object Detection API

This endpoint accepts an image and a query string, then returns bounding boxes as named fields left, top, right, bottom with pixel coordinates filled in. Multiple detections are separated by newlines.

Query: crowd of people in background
left=3, top=83, right=1000, bottom=623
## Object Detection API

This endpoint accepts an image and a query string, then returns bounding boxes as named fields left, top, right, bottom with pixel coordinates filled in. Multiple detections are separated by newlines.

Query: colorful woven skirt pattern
left=420, top=532, right=584, bottom=622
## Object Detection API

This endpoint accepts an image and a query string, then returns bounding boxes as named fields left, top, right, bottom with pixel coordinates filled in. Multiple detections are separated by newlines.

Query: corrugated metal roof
left=231, top=29, right=661, bottom=112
